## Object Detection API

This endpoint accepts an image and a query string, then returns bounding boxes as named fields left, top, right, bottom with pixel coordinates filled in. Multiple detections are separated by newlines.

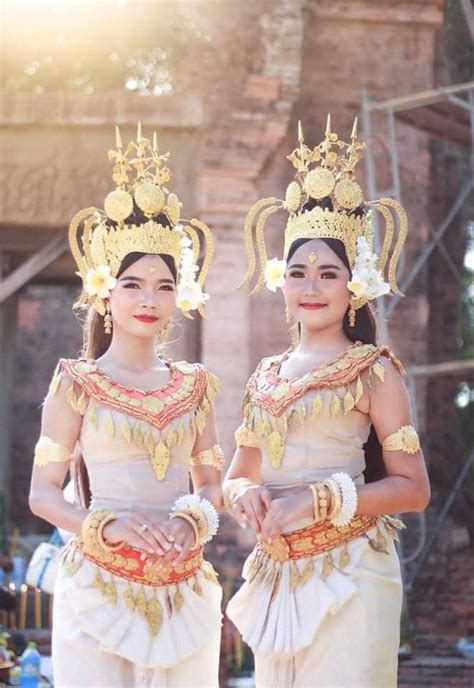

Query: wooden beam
left=0, top=236, right=68, bottom=303
left=397, top=106, right=471, bottom=146
left=408, top=359, right=474, bottom=378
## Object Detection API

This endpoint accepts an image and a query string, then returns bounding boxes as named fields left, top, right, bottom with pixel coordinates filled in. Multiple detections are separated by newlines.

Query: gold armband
left=223, top=477, right=259, bottom=513
left=234, top=424, right=259, bottom=448
left=81, top=510, right=123, bottom=555
left=34, top=436, right=71, bottom=467
left=190, top=444, right=225, bottom=469
left=382, top=425, right=420, bottom=455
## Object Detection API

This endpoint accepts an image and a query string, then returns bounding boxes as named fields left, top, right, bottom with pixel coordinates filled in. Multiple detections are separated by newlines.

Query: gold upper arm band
left=234, top=424, right=259, bottom=449
left=190, top=444, right=225, bottom=469
left=382, top=425, right=420, bottom=455
left=34, top=436, right=71, bottom=467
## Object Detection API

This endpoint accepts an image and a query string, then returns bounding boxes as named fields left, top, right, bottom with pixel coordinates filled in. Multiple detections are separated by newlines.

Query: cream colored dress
left=50, top=358, right=222, bottom=688
left=226, top=343, right=404, bottom=688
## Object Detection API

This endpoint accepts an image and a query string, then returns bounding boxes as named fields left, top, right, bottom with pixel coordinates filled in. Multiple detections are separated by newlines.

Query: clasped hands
left=232, top=485, right=313, bottom=544
left=102, top=512, right=195, bottom=566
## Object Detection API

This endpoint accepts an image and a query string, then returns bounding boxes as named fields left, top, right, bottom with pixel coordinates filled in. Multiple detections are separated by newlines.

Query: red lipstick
left=299, top=303, right=327, bottom=310
left=134, top=315, right=159, bottom=323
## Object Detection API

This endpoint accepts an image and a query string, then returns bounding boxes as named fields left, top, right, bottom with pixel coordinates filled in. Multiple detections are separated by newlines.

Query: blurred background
left=0, top=1, right=473, bottom=686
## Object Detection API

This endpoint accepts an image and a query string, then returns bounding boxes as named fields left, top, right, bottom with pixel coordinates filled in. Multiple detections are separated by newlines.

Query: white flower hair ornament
left=264, top=258, right=287, bottom=292
left=82, top=265, right=117, bottom=314
left=176, top=243, right=209, bottom=317
left=347, top=236, right=390, bottom=324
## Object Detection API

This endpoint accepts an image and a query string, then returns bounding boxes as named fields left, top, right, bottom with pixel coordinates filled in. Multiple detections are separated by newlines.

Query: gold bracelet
left=223, top=477, right=259, bottom=513
left=81, top=510, right=124, bottom=555
left=309, top=484, right=321, bottom=522
left=316, top=482, right=328, bottom=521
left=324, top=479, right=342, bottom=521
left=170, top=512, right=199, bottom=549
left=97, top=514, right=124, bottom=551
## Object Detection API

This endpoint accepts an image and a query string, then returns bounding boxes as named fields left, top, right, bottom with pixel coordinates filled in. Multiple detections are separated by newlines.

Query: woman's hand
left=233, top=485, right=272, bottom=534
left=158, top=517, right=197, bottom=566
left=260, top=490, right=313, bottom=544
left=102, top=513, right=174, bottom=556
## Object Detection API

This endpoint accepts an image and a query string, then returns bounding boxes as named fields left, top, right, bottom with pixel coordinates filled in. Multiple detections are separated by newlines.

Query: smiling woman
left=224, top=118, right=429, bottom=688
left=28, top=126, right=224, bottom=687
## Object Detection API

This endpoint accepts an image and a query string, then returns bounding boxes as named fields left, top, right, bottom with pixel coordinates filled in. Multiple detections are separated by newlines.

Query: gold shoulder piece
left=234, top=424, right=260, bottom=449
left=382, top=425, right=420, bottom=455
left=34, top=436, right=71, bottom=467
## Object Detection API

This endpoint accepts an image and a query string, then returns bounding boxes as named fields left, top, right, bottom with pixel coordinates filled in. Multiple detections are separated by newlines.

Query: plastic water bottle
left=19, top=641, right=41, bottom=688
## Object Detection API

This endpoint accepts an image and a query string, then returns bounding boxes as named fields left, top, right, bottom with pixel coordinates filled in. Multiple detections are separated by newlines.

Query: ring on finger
left=137, top=523, right=149, bottom=536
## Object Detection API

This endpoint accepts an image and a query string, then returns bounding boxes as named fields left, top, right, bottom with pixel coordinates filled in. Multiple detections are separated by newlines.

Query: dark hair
left=286, top=199, right=385, bottom=482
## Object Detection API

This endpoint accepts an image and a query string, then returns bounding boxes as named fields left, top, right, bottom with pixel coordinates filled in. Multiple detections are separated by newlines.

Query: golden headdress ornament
left=69, top=123, right=214, bottom=318
left=239, top=115, right=408, bottom=313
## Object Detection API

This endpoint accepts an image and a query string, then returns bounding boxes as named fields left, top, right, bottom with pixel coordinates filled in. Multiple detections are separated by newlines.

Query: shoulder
left=250, top=352, right=285, bottom=379
left=173, top=360, right=220, bottom=398
left=346, top=343, right=404, bottom=378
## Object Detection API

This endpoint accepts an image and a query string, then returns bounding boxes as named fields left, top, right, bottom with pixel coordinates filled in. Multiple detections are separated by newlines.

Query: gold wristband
left=223, top=477, right=259, bottom=513
left=382, top=425, right=420, bottom=455
left=81, top=510, right=123, bottom=555
left=170, top=512, right=199, bottom=549
left=309, top=484, right=320, bottom=522
left=324, top=479, right=342, bottom=521
left=96, top=514, right=124, bottom=551
left=316, top=482, right=328, bottom=521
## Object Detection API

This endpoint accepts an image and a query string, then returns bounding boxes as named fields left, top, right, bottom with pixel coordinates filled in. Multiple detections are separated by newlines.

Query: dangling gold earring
left=348, top=303, right=356, bottom=328
left=160, top=321, right=171, bottom=342
left=104, top=302, right=113, bottom=335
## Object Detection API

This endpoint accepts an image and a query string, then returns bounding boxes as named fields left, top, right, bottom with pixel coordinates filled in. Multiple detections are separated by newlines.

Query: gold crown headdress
left=240, top=115, right=408, bottom=314
left=69, top=123, right=214, bottom=318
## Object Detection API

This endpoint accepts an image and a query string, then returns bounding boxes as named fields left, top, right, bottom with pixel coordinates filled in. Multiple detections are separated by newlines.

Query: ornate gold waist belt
left=80, top=541, right=204, bottom=587
left=259, top=515, right=376, bottom=562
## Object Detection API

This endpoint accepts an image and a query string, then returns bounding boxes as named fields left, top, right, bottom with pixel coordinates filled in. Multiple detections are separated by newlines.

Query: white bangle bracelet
left=170, top=494, right=219, bottom=544
left=330, top=472, right=358, bottom=527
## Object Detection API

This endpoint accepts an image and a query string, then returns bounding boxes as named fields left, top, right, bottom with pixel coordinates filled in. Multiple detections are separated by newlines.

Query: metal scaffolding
left=361, top=81, right=474, bottom=583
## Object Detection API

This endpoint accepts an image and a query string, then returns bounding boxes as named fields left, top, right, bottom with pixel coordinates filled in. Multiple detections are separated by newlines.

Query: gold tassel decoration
left=290, top=563, right=300, bottom=591
left=372, top=361, right=385, bottom=382
left=135, top=588, right=147, bottom=615
left=311, top=392, right=323, bottom=417
left=88, top=404, right=99, bottom=431
left=66, top=385, right=78, bottom=412
left=339, top=543, right=351, bottom=570
left=321, top=552, right=333, bottom=580
left=105, top=578, right=118, bottom=604
left=300, top=558, right=314, bottom=585
left=270, top=569, right=282, bottom=603
left=330, top=392, right=341, bottom=418
left=48, top=368, right=62, bottom=396
left=266, top=430, right=285, bottom=469
left=193, top=578, right=203, bottom=596
left=166, top=428, right=178, bottom=449
left=63, top=559, right=82, bottom=577
left=133, top=424, right=144, bottom=447
left=355, top=376, right=364, bottom=404
left=343, top=389, right=355, bottom=415
left=144, top=430, right=155, bottom=454
left=120, top=418, right=132, bottom=444
left=152, top=442, right=170, bottom=481
left=104, top=413, right=115, bottom=439
left=124, top=585, right=135, bottom=612
left=76, top=392, right=88, bottom=416
left=174, top=587, right=184, bottom=612
left=93, top=569, right=106, bottom=594
left=145, top=596, right=163, bottom=636
left=165, top=589, right=173, bottom=617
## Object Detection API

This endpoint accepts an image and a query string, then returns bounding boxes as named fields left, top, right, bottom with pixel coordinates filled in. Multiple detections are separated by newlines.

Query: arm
left=224, top=444, right=272, bottom=533
left=356, top=360, right=430, bottom=515
left=29, top=374, right=87, bottom=534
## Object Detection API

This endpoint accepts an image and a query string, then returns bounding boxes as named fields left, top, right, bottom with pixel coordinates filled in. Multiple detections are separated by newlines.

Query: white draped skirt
left=227, top=521, right=402, bottom=688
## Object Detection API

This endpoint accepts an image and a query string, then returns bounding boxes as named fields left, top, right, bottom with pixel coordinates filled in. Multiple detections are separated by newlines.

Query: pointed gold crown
left=240, top=115, right=408, bottom=299
left=69, top=123, right=214, bottom=317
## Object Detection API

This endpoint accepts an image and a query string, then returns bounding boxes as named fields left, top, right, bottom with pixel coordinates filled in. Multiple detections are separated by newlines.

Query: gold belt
left=259, top=515, right=376, bottom=562
left=79, top=541, right=204, bottom=587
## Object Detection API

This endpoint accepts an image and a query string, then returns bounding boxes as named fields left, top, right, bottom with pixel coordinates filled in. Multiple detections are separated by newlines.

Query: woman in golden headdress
left=224, top=118, right=430, bottom=687
left=29, top=126, right=223, bottom=687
